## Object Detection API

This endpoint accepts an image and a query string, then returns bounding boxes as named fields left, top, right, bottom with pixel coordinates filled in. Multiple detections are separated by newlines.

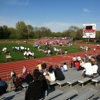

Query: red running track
left=0, top=44, right=99, bottom=81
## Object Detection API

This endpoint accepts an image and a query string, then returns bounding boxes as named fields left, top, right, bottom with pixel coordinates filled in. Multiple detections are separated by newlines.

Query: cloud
left=42, top=22, right=82, bottom=32
left=7, top=0, right=29, bottom=6
left=83, top=8, right=90, bottom=12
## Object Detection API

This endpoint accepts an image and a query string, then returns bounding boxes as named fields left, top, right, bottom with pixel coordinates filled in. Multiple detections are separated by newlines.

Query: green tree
left=96, top=30, right=100, bottom=39
left=76, top=29, right=82, bottom=40
left=8, top=27, right=17, bottom=39
left=27, top=25, right=34, bottom=39
left=2, top=25, right=10, bottom=39
left=0, top=26, right=4, bottom=39
left=16, top=21, right=27, bottom=39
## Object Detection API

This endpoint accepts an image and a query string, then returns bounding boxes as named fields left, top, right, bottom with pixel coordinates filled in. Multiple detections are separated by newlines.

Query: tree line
left=0, top=21, right=100, bottom=40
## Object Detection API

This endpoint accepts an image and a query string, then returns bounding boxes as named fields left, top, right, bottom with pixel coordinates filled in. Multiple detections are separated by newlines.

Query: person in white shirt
left=90, top=57, right=98, bottom=76
left=92, top=61, right=98, bottom=75
left=72, top=56, right=77, bottom=67
left=63, top=62, right=68, bottom=71
left=23, top=51, right=27, bottom=58
left=2, top=47, right=7, bottom=53
left=44, top=65, right=56, bottom=85
left=82, top=59, right=93, bottom=78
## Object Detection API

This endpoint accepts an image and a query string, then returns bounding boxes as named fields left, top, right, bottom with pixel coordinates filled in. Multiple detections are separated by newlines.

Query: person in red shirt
left=75, top=60, right=80, bottom=71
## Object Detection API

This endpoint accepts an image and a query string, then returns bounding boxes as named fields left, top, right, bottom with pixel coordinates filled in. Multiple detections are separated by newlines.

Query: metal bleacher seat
left=71, top=88, right=97, bottom=100
left=51, top=90, right=78, bottom=100
left=92, top=75, right=100, bottom=86
left=0, top=90, right=25, bottom=100
left=44, top=90, right=63, bottom=100
left=56, top=70, right=82, bottom=87
left=78, top=77, right=92, bottom=87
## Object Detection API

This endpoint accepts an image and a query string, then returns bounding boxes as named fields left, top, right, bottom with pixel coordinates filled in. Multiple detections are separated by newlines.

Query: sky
left=0, top=0, right=100, bottom=32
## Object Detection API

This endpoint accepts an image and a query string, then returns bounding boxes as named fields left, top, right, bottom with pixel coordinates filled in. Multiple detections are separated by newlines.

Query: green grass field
left=0, top=43, right=84, bottom=63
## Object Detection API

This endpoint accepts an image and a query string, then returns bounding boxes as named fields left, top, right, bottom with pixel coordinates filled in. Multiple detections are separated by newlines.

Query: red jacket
left=75, top=61, right=80, bottom=69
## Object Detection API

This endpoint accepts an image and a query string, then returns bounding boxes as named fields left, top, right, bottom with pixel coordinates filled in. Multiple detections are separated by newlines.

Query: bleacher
left=1, top=69, right=100, bottom=100
left=35, top=37, right=73, bottom=46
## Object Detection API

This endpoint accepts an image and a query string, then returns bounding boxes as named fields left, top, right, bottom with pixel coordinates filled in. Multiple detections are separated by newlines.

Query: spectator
left=72, top=56, right=77, bottom=67
left=60, top=65, right=65, bottom=73
left=63, top=62, right=68, bottom=72
left=22, top=66, right=27, bottom=75
left=79, top=59, right=85, bottom=70
left=91, top=61, right=98, bottom=77
left=90, top=56, right=98, bottom=77
left=25, top=71, right=48, bottom=100
left=41, top=62, right=47, bottom=70
left=22, top=66, right=27, bottom=79
left=70, top=57, right=73, bottom=68
left=81, top=59, right=93, bottom=79
left=44, top=65, right=56, bottom=85
left=75, top=60, right=80, bottom=71
left=14, top=74, right=24, bottom=91
left=96, top=54, right=100, bottom=75
left=36, top=63, right=42, bottom=72
left=54, top=65, right=65, bottom=80
left=0, top=78, right=8, bottom=95
left=25, top=71, right=33, bottom=84
left=33, top=69, right=48, bottom=97
left=11, top=69, right=16, bottom=85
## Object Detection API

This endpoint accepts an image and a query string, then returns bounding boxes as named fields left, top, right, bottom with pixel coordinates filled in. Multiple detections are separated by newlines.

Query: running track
left=0, top=43, right=99, bottom=81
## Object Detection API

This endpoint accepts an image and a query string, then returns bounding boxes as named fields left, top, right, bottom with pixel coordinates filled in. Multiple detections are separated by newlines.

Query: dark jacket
left=41, top=63, right=47, bottom=69
left=97, top=61, right=100, bottom=74
left=54, top=68, right=65, bottom=80
left=0, top=81, right=8, bottom=95
left=25, top=74, right=33, bottom=84
left=25, top=80, right=48, bottom=100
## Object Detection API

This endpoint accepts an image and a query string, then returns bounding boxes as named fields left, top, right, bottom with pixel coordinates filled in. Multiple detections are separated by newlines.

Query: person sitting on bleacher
left=25, top=71, right=33, bottom=84
left=22, top=66, right=27, bottom=79
left=44, top=65, right=56, bottom=85
left=36, top=63, right=42, bottom=72
left=25, top=70, right=48, bottom=100
left=62, top=62, right=68, bottom=72
left=54, top=65, right=65, bottom=81
left=74, top=59, right=80, bottom=71
left=79, top=59, right=85, bottom=70
left=14, top=74, right=24, bottom=91
left=11, top=69, right=16, bottom=85
left=91, top=61, right=98, bottom=77
left=96, top=54, right=100, bottom=75
left=81, top=59, right=93, bottom=79
left=0, top=78, right=8, bottom=95
left=90, top=57, right=98, bottom=77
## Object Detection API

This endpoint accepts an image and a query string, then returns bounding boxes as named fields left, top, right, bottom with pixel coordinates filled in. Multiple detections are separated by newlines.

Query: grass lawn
left=0, top=43, right=84, bottom=63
